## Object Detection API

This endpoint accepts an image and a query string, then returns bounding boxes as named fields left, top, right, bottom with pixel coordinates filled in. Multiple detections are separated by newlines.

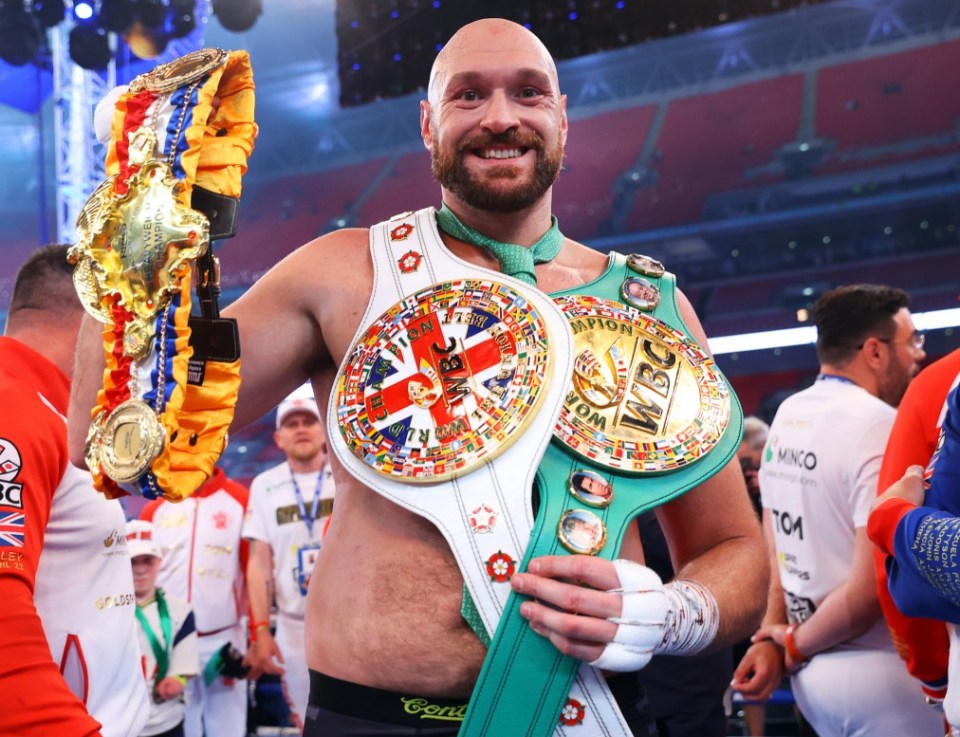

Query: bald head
left=428, top=19, right=560, bottom=106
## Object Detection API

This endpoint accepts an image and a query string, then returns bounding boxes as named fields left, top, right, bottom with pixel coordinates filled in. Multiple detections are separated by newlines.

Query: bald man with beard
left=71, top=19, right=766, bottom=737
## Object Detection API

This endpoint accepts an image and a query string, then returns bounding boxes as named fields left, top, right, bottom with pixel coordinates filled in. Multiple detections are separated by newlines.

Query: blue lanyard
left=289, top=465, right=324, bottom=537
left=816, top=373, right=857, bottom=386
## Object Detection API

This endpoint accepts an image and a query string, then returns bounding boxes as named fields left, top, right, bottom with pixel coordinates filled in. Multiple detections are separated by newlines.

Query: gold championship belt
left=555, top=293, right=730, bottom=474
left=69, top=48, right=256, bottom=500
left=461, top=258, right=742, bottom=737
left=335, top=278, right=553, bottom=481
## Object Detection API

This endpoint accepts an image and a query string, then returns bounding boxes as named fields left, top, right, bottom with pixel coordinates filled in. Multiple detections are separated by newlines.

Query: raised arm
left=67, top=315, right=106, bottom=467
left=68, top=228, right=367, bottom=468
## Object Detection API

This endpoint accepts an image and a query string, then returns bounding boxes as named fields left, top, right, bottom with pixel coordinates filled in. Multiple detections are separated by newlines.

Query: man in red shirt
left=0, top=245, right=149, bottom=736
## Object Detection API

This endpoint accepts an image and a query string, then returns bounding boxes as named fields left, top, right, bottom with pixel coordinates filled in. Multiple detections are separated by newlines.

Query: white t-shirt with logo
left=242, top=461, right=335, bottom=618
left=759, top=377, right=895, bottom=651
left=36, top=463, right=152, bottom=735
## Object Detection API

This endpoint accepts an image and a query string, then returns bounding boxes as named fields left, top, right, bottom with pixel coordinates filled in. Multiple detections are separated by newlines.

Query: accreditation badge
left=334, top=279, right=552, bottom=482
left=553, top=295, right=731, bottom=474
left=296, top=542, right=321, bottom=596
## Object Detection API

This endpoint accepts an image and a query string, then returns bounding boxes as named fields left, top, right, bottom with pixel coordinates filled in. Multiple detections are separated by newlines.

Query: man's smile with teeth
left=477, top=147, right=526, bottom=159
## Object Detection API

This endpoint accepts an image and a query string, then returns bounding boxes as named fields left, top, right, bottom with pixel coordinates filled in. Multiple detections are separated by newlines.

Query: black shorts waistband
left=308, top=670, right=469, bottom=728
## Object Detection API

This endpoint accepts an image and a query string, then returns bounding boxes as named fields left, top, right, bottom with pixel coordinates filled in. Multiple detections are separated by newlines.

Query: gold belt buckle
left=553, top=294, right=731, bottom=474
left=69, top=127, right=209, bottom=359
left=129, top=47, right=228, bottom=94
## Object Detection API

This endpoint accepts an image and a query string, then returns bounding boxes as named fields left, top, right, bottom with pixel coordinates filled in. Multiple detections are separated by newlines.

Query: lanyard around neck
left=289, top=464, right=324, bottom=537
left=136, top=588, right=172, bottom=681
left=817, top=373, right=858, bottom=386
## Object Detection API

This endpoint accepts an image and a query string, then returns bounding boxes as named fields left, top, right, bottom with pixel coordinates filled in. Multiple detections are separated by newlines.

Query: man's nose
left=481, top=89, right=520, bottom=134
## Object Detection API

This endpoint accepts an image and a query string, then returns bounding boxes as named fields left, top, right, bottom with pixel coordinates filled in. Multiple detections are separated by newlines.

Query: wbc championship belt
left=330, top=207, right=576, bottom=647
left=460, top=253, right=743, bottom=737
left=69, top=48, right=255, bottom=500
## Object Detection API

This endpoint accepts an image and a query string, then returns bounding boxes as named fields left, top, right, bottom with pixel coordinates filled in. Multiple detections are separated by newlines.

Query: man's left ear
left=559, top=94, right=569, bottom=146
left=420, top=100, right=433, bottom=151
left=860, top=337, right=885, bottom=369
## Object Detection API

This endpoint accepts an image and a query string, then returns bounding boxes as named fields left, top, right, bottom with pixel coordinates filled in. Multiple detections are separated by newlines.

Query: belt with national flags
left=69, top=48, right=256, bottom=501
left=329, top=210, right=741, bottom=737
left=329, top=207, right=574, bottom=651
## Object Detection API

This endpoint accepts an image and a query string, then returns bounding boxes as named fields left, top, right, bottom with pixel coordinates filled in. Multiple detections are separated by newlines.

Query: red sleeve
left=140, top=498, right=163, bottom=522
left=867, top=497, right=917, bottom=555
left=0, top=390, right=102, bottom=736
left=874, top=365, right=954, bottom=697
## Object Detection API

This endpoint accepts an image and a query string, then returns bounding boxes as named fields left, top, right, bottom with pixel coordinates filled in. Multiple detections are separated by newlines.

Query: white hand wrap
left=589, top=559, right=720, bottom=672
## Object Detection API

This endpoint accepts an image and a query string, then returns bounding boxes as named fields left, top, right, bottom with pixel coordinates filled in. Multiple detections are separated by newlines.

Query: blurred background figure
left=141, top=466, right=252, bottom=737
left=731, top=415, right=771, bottom=736
left=128, top=519, right=199, bottom=737
left=243, top=397, right=336, bottom=731
left=0, top=244, right=149, bottom=736
left=870, top=348, right=960, bottom=711
left=738, top=416, right=769, bottom=519
left=734, top=284, right=936, bottom=737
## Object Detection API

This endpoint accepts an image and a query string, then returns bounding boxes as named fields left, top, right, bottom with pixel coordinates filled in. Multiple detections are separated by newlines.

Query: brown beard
left=431, top=130, right=564, bottom=213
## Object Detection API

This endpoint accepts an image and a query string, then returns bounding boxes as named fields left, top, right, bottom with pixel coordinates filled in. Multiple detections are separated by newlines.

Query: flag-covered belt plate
left=554, top=294, right=730, bottom=473
left=335, top=279, right=552, bottom=482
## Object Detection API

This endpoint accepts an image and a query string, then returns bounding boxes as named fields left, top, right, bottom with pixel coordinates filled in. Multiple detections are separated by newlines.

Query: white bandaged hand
left=589, top=559, right=720, bottom=672
left=93, top=85, right=129, bottom=146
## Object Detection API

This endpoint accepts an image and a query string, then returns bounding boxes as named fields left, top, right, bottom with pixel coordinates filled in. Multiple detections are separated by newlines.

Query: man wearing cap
left=242, top=396, right=336, bottom=730
left=140, top=467, right=251, bottom=737
left=128, top=520, right=199, bottom=737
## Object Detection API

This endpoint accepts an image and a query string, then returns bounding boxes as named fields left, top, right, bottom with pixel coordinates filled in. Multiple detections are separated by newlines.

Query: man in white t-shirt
left=731, top=284, right=939, bottom=736
left=242, top=397, right=336, bottom=730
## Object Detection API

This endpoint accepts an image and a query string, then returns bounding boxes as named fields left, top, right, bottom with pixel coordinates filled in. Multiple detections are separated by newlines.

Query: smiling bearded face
left=431, top=129, right=564, bottom=213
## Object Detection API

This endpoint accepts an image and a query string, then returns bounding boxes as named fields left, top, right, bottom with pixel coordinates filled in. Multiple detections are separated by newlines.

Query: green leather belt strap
left=459, top=253, right=743, bottom=737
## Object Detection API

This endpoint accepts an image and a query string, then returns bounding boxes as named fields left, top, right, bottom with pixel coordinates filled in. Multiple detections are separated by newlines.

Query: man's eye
left=519, top=87, right=540, bottom=99
left=460, top=90, right=480, bottom=101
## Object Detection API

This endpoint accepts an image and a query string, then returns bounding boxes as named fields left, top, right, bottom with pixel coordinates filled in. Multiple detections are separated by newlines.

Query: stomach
left=305, top=478, right=488, bottom=697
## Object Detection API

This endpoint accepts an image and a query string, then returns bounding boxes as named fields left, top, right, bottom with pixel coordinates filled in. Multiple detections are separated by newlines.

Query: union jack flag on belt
left=0, top=510, right=25, bottom=547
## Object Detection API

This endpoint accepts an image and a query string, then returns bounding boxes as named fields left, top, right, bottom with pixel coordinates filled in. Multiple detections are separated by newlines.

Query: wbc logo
left=553, top=295, right=731, bottom=474
left=0, top=439, right=23, bottom=510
